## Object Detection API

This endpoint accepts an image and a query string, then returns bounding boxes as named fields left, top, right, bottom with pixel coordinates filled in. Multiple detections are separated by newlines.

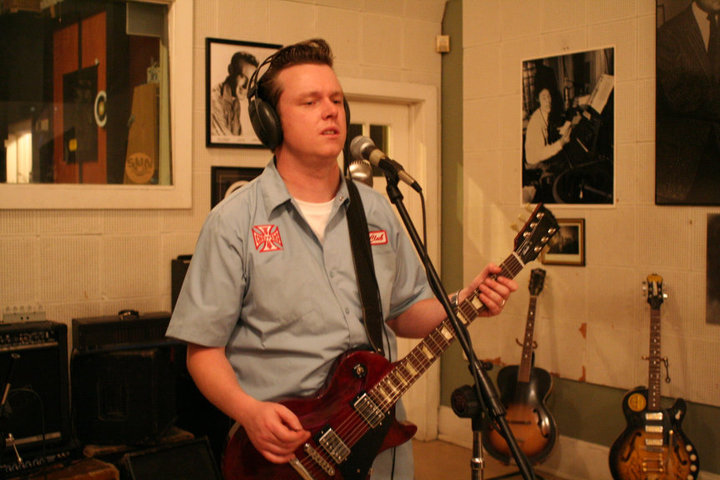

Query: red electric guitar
left=222, top=204, right=558, bottom=480
left=608, top=274, right=700, bottom=480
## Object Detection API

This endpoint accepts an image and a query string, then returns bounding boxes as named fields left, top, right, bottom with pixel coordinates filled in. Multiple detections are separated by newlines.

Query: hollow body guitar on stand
left=609, top=274, right=699, bottom=480
left=221, top=204, right=559, bottom=480
left=482, top=268, right=557, bottom=465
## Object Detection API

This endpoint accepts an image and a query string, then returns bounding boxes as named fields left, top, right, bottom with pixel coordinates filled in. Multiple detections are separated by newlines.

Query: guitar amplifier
left=0, top=321, right=73, bottom=474
left=72, top=310, right=172, bottom=352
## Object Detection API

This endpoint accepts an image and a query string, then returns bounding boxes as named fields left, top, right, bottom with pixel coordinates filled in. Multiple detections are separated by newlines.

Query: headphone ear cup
left=248, top=96, right=283, bottom=150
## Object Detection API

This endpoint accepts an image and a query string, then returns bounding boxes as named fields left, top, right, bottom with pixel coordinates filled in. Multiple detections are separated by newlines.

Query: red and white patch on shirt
left=369, top=230, right=388, bottom=245
left=252, top=224, right=284, bottom=252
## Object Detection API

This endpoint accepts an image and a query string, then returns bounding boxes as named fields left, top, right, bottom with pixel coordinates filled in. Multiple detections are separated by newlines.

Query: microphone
left=349, top=136, right=422, bottom=192
left=348, top=159, right=373, bottom=187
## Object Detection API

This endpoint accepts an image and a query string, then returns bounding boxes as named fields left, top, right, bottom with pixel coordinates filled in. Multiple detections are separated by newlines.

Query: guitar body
left=222, top=349, right=416, bottom=480
left=609, top=386, right=699, bottom=480
left=482, top=365, right=558, bottom=464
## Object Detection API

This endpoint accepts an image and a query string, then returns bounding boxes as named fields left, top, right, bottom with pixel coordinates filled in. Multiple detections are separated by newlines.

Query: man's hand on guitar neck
left=459, top=263, right=518, bottom=316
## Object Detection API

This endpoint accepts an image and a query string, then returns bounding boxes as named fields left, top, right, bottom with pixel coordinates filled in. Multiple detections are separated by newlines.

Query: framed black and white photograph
left=206, top=38, right=281, bottom=148
left=656, top=0, right=720, bottom=205
left=211, top=166, right=263, bottom=208
left=521, top=47, right=615, bottom=205
left=541, top=218, right=586, bottom=266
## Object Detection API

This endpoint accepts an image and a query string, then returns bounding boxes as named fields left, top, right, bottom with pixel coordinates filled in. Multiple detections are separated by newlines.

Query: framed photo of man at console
left=206, top=38, right=281, bottom=148
left=521, top=47, right=615, bottom=205
left=656, top=1, right=720, bottom=205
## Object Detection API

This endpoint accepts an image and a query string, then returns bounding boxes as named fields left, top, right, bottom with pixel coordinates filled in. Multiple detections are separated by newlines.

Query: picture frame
left=655, top=2, right=720, bottom=205
left=210, top=166, right=263, bottom=208
left=541, top=218, right=586, bottom=266
left=520, top=47, right=615, bottom=205
left=205, top=38, right=281, bottom=148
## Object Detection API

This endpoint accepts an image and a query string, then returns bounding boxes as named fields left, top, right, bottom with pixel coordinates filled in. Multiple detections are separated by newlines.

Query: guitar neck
left=367, top=252, right=526, bottom=410
left=648, top=307, right=662, bottom=411
left=517, top=296, right=538, bottom=383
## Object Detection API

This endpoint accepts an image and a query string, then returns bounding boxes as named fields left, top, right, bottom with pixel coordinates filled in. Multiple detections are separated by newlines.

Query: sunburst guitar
left=482, top=267, right=557, bottom=465
left=608, top=274, right=699, bottom=480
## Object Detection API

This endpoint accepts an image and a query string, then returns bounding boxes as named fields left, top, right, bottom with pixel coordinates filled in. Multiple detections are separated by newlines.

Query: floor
left=413, top=439, right=567, bottom=480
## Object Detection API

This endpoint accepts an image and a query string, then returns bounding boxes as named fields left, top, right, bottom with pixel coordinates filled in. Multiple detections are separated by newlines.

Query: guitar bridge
left=303, top=444, right=335, bottom=476
left=353, top=392, right=385, bottom=428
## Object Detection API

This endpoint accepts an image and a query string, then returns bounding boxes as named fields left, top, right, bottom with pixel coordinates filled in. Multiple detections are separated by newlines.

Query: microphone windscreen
left=349, top=135, right=375, bottom=161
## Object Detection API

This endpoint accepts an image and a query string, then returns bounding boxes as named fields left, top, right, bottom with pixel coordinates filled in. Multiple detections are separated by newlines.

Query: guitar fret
left=439, top=324, right=453, bottom=341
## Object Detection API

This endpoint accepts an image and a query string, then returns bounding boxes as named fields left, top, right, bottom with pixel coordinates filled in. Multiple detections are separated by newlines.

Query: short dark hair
left=257, top=38, right=335, bottom=109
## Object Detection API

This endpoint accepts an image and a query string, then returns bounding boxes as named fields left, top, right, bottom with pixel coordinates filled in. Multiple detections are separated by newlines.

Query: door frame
left=341, top=77, right=441, bottom=440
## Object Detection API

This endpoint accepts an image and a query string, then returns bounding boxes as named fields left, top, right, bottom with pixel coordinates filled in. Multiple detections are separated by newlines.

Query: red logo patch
left=369, top=230, right=388, bottom=245
left=252, top=224, right=283, bottom=252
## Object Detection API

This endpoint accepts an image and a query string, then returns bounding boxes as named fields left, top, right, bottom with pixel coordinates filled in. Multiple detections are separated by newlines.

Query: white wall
left=462, top=0, right=720, bottom=409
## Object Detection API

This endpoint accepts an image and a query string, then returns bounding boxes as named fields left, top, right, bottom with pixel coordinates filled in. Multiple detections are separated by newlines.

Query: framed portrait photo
left=541, top=218, right=586, bottom=266
left=210, top=166, right=263, bottom=208
left=520, top=47, right=615, bottom=205
left=205, top=38, right=281, bottom=148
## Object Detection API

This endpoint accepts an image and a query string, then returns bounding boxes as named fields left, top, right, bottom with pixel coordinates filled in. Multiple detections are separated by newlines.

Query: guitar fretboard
left=368, top=253, right=525, bottom=411
left=518, top=296, right=538, bottom=383
left=648, top=306, right=662, bottom=411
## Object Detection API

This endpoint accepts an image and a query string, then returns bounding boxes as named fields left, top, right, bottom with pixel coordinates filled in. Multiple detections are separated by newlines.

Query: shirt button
left=330, top=272, right=335, bottom=278
left=345, top=308, right=350, bottom=314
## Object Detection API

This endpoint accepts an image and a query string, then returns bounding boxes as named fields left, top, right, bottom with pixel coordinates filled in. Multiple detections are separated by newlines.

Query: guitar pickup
left=317, top=428, right=351, bottom=464
left=353, top=392, right=385, bottom=428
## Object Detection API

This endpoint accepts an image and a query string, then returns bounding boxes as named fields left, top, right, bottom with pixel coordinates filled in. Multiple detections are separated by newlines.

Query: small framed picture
left=541, top=218, right=586, bottom=266
left=206, top=38, right=281, bottom=148
left=211, top=166, right=263, bottom=208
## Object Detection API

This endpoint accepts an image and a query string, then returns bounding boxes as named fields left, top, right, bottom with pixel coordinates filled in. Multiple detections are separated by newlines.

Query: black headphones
left=246, top=48, right=350, bottom=151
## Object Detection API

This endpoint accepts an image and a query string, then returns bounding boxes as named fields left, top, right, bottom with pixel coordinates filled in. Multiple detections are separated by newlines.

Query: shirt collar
left=259, top=158, right=350, bottom=215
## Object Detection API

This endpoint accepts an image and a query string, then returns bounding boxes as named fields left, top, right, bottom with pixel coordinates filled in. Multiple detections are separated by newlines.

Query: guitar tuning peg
left=510, top=223, right=520, bottom=232
left=523, top=203, right=534, bottom=213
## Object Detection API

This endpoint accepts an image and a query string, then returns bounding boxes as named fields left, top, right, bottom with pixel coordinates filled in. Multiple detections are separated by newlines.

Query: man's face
left=235, top=62, right=256, bottom=98
left=538, top=89, right=552, bottom=111
left=275, top=63, right=347, bottom=161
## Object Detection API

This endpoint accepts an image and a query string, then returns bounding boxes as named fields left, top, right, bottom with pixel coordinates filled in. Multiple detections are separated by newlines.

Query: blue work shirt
left=167, top=158, right=433, bottom=401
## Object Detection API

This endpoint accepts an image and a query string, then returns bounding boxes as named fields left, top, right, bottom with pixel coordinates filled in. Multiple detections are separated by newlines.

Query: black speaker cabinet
left=122, top=437, right=221, bottom=480
left=0, top=321, right=71, bottom=461
left=171, top=254, right=191, bottom=312
left=71, top=344, right=179, bottom=446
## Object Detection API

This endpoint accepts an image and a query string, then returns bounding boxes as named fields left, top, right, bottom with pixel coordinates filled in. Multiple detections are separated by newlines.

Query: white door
left=347, top=97, right=440, bottom=441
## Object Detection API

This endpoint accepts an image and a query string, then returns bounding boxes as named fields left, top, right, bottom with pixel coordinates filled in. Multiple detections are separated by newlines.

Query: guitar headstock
left=645, top=273, right=666, bottom=310
left=529, top=268, right=546, bottom=296
left=513, top=204, right=559, bottom=265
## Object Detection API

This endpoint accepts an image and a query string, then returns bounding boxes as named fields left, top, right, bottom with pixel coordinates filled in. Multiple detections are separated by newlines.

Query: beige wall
left=0, top=0, right=446, bottom=341
left=462, top=0, right=720, bottom=409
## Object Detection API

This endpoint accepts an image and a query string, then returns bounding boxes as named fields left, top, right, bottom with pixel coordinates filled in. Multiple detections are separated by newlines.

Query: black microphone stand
left=380, top=169, right=535, bottom=480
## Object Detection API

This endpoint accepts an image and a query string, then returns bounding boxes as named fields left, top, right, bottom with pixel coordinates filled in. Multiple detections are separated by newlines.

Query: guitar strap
left=345, top=177, right=385, bottom=356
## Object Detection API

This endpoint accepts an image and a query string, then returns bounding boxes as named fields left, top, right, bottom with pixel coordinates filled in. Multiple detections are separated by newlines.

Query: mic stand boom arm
left=381, top=170, right=536, bottom=480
